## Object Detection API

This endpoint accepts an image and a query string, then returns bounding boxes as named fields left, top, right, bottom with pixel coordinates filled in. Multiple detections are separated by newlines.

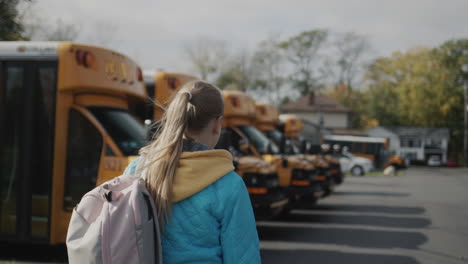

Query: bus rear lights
left=75, top=50, right=94, bottom=68
left=229, top=97, right=240, bottom=107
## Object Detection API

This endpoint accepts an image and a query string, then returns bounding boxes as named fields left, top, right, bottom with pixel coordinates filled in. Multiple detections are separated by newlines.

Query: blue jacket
left=124, top=142, right=261, bottom=264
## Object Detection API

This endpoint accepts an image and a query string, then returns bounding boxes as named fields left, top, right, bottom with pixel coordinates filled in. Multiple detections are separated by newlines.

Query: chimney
left=309, top=92, right=315, bottom=105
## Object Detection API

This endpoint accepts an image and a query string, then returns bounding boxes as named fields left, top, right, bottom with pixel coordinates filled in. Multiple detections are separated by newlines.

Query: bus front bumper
left=249, top=187, right=289, bottom=219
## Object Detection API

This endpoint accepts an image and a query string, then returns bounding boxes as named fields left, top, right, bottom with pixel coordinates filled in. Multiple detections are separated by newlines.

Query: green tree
left=365, top=47, right=464, bottom=128
left=279, top=30, right=328, bottom=96
left=0, top=0, right=24, bottom=40
left=328, top=84, right=374, bottom=129
left=433, top=39, right=468, bottom=160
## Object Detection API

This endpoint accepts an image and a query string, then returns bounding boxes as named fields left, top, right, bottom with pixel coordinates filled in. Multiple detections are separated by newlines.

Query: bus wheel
left=277, top=207, right=291, bottom=220
left=351, top=165, right=364, bottom=176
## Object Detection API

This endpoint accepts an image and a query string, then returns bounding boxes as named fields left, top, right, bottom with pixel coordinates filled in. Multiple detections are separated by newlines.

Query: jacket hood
left=172, top=149, right=234, bottom=202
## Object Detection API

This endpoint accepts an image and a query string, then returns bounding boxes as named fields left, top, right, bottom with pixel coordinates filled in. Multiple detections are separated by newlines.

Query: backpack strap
left=99, top=183, right=123, bottom=202
left=142, top=193, right=162, bottom=263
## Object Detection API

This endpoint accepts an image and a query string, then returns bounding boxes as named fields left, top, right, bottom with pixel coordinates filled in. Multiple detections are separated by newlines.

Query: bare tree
left=21, top=11, right=80, bottom=41
left=331, top=32, right=371, bottom=90
left=215, top=49, right=255, bottom=91
left=251, top=34, right=286, bottom=105
left=279, top=29, right=328, bottom=96
left=45, top=18, right=80, bottom=41
left=183, top=37, right=228, bottom=82
left=81, top=21, right=118, bottom=46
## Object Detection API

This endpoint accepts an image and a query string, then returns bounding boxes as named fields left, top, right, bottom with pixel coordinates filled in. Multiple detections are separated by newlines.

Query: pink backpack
left=66, top=174, right=162, bottom=264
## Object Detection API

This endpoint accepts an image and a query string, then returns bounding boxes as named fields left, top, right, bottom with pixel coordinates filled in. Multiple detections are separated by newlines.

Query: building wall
left=367, top=126, right=450, bottom=164
left=300, top=122, right=321, bottom=145
left=366, top=127, right=400, bottom=154
left=294, top=112, right=349, bottom=129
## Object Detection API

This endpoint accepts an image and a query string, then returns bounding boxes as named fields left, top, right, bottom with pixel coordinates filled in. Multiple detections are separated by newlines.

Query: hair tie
left=188, top=92, right=193, bottom=101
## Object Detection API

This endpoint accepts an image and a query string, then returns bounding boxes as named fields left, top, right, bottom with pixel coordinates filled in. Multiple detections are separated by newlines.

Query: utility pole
left=464, top=79, right=468, bottom=167
left=462, top=60, right=468, bottom=167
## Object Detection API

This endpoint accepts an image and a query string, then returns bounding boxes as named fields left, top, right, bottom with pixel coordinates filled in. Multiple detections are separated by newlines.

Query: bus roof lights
left=258, top=105, right=266, bottom=115
left=230, top=96, right=240, bottom=107
left=137, top=67, right=143, bottom=82
left=75, top=50, right=94, bottom=68
left=167, top=77, right=179, bottom=89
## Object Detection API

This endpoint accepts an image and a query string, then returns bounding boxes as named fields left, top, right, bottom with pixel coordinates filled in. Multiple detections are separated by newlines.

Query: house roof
left=281, top=93, right=351, bottom=113
left=372, top=126, right=450, bottom=138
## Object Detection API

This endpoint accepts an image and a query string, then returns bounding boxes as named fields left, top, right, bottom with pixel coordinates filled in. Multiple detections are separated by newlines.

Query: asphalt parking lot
left=1, top=167, right=467, bottom=264
left=258, top=167, right=468, bottom=264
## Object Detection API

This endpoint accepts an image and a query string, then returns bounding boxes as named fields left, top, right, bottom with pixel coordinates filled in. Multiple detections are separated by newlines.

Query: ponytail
left=138, top=81, right=223, bottom=227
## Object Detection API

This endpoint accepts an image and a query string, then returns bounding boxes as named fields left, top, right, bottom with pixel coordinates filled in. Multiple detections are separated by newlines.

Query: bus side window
left=64, top=109, right=103, bottom=210
left=0, top=65, right=24, bottom=235
left=215, top=129, right=231, bottom=150
left=215, top=129, right=243, bottom=156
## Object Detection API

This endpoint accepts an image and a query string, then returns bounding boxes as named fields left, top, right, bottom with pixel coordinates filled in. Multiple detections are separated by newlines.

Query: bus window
left=289, top=140, right=302, bottom=155
left=0, top=65, right=24, bottom=235
left=0, top=61, right=56, bottom=238
left=265, top=130, right=283, bottom=146
left=64, top=109, right=103, bottom=210
left=216, top=129, right=240, bottom=156
left=237, top=126, right=280, bottom=155
left=216, top=129, right=232, bottom=150
left=31, top=65, right=56, bottom=238
left=88, top=107, right=146, bottom=156
left=354, top=142, right=363, bottom=153
left=127, top=79, right=154, bottom=122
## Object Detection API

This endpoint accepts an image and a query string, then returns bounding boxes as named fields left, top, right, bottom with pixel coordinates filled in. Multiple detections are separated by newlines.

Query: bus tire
left=351, top=165, right=364, bottom=176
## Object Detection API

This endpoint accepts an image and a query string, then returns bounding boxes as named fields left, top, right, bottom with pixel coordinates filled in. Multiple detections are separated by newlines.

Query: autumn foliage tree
left=360, top=41, right=468, bottom=160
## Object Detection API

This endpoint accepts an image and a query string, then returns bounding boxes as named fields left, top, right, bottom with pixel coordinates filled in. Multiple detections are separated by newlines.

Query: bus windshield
left=88, top=107, right=146, bottom=156
left=290, top=139, right=302, bottom=155
left=266, top=129, right=302, bottom=155
left=265, top=129, right=283, bottom=146
left=238, top=126, right=280, bottom=155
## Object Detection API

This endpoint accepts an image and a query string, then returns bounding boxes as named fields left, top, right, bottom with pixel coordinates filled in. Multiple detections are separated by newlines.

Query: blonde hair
left=138, top=81, right=224, bottom=226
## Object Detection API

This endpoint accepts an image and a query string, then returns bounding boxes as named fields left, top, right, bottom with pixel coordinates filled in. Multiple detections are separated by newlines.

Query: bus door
left=53, top=103, right=146, bottom=244
left=0, top=60, right=57, bottom=242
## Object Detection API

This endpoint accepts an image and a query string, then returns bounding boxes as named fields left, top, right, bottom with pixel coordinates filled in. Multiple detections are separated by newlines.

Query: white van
left=337, top=152, right=374, bottom=176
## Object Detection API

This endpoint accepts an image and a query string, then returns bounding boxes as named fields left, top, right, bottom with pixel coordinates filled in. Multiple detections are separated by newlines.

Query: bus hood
left=236, top=156, right=277, bottom=174
left=262, top=154, right=314, bottom=170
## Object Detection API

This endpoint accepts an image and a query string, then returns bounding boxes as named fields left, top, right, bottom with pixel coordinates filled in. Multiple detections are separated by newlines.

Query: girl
left=125, top=81, right=261, bottom=263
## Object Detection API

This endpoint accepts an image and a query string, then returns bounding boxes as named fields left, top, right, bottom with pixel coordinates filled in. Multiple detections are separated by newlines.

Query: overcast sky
left=23, top=0, right=468, bottom=74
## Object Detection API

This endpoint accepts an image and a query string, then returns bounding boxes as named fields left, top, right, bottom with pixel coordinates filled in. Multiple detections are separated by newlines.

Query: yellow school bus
left=0, top=42, right=147, bottom=244
left=255, top=104, right=325, bottom=202
left=136, top=71, right=288, bottom=217
left=138, top=71, right=199, bottom=121
left=222, top=91, right=318, bottom=208
left=279, top=114, right=343, bottom=190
